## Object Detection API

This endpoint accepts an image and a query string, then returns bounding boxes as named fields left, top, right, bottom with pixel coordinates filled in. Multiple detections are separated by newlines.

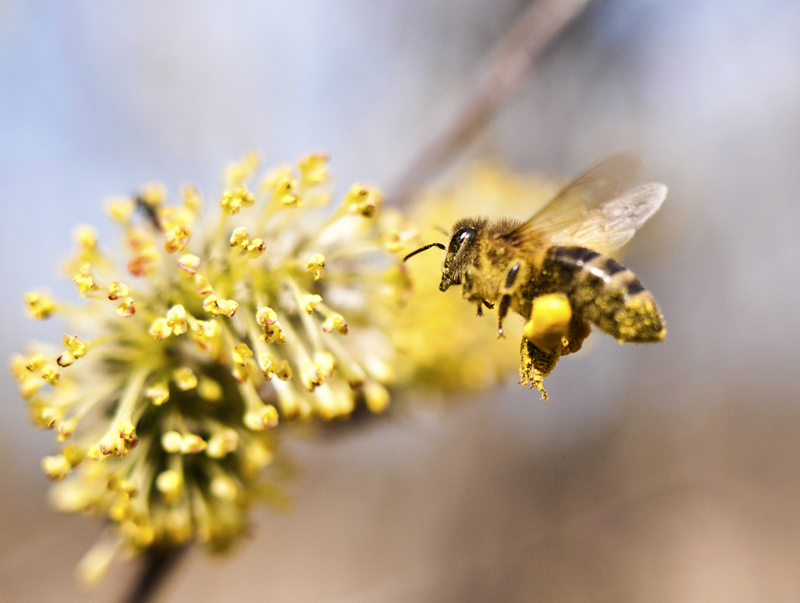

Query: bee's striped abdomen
left=540, top=246, right=665, bottom=342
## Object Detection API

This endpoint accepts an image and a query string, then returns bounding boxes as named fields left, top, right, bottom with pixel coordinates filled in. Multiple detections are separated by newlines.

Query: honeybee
left=404, top=154, right=667, bottom=399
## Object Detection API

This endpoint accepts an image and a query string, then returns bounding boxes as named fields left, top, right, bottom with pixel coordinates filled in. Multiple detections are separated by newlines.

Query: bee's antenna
left=434, top=225, right=449, bottom=236
left=403, top=242, right=446, bottom=262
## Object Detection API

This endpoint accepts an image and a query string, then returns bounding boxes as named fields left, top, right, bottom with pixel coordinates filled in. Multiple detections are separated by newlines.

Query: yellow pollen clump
left=523, top=293, right=573, bottom=352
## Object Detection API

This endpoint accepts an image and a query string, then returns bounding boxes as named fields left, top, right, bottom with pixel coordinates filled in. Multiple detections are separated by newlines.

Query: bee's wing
left=547, top=183, right=667, bottom=253
left=501, top=153, right=662, bottom=253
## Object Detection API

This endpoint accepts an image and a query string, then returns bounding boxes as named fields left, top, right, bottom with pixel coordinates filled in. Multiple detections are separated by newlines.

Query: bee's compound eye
left=449, top=227, right=475, bottom=254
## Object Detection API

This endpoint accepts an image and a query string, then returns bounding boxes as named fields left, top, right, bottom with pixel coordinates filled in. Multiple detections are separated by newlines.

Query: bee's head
left=439, top=218, right=486, bottom=292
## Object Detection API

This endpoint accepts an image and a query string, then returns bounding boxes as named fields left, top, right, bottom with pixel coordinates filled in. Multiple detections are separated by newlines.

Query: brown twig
left=120, top=545, right=189, bottom=603
left=386, top=0, right=593, bottom=206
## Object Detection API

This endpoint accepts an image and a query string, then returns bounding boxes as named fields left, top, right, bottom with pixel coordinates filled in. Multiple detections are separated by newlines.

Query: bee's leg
left=497, top=262, right=521, bottom=338
left=477, top=303, right=483, bottom=317
left=497, top=295, right=511, bottom=338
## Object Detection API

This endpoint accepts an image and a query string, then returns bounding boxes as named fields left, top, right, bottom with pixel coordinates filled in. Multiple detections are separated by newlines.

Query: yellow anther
left=261, top=323, right=286, bottom=344
left=314, top=351, right=336, bottom=378
left=42, top=455, right=71, bottom=480
left=301, top=364, right=323, bottom=391
left=345, top=183, right=383, bottom=217
left=260, top=164, right=293, bottom=194
left=243, top=404, right=279, bottom=430
left=180, top=434, right=207, bottom=454
left=232, top=343, right=253, bottom=366
left=99, top=421, right=138, bottom=457
left=117, top=297, right=136, bottom=317
left=106, top=196, right=136, bottom=221
left=63, top=335, right=87, bottom=359
left=149, top=317, right=171, bottom=340
left=42, top=364, right=60, bottom=385
left=305, top=253, right=326, bottom=280
left=364, top=382, right=390, bottom=413
left=25, top=292, right=55, bottom=319
left=274, top=360, right=292, bottom=381
left=258, top=352, right=275, bottom=380
left=183, top=185, right=202, bottom=210
left=246, top=238, right=265, bottom=257
left=210, top=475, right=238, bottom=500
left=177, top=254, right=200, bottom=276
left=203, top=296, right=238, bottom=317
left=107, top=282, right=129, bottom=300
left=298, top=152, right=330, bottom=186
left=166, top=304, right=188, bottom=335
left=73, top=263, right=100, bottom=297
left=161, top=431, right=183, bottom=453
left=321, top=314, right=348, bottom=335
left=25, top=353, right=45, bottom=372
left=197, top=377, right=222, bottom=401
left=195, top=273, right=213, bottom=295
left=243, top=439, right=274, bottom=471
left=206, top=429, right=239, bottom=458
left=155, top=469, right=183, bottom=503
left=224, top=152, right=260, bottom=188
left=230, top=227, right=249, bottom=248
left=523, top=293, right=573, bottom=352
left=145, top=381, right=170, bottom=406
left=57, top=417, right=78, bottom=441
left=220, top=186, right=255, bottom=215
left=139, top=182, right=167, bottom=206
left=300, top=294, right=322, bottom=314
left=56, top=352, right=76, bottom=367
left=256, top=306, right=277, bottom=326
left=74, top=225, right=98, bottom=249
left=173, top=367, right=198, bottom=391
left=164, top=225, right=191, bottom=253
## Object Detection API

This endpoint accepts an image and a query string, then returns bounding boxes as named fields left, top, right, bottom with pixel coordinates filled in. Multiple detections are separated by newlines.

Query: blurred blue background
left=2, top=0, right=800, bottom=601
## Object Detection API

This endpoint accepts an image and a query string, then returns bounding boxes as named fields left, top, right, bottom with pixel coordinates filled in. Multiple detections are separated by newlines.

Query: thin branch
left=120, top=545, right=189, bottom=603
left=387, top=0, right=593, bottom=206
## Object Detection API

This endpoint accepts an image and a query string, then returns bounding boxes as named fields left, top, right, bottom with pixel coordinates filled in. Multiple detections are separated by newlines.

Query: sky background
left=2, top=0, right=800, bottom=601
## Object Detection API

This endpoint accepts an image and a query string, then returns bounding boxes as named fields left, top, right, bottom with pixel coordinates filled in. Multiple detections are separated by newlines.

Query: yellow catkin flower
left=14, top=152, right=416, bottom=586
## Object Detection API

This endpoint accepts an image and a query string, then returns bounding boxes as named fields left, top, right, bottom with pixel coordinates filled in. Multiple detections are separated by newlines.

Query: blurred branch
left=120, top=545, right=188, bottom=603
left=387, top=0, right=592, bottom=206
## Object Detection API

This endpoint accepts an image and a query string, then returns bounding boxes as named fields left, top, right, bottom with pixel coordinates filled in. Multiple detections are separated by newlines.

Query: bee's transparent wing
left=548, top=183, right=667, bottom=253
left=501, top=153, right=644, bottom=249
